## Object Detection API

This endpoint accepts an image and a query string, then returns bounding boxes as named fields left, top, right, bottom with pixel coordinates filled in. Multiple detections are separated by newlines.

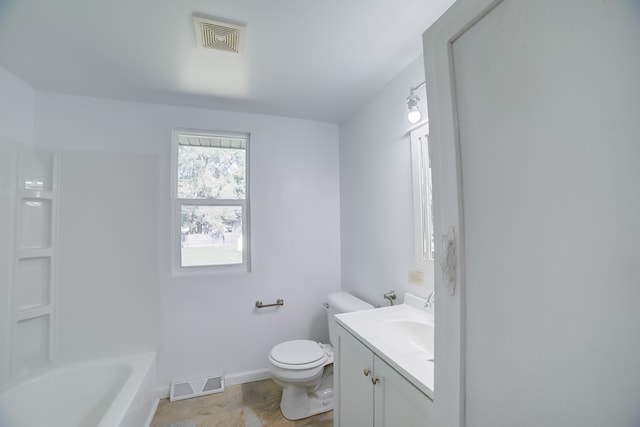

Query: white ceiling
left=0, top=0, right=455, bottom=123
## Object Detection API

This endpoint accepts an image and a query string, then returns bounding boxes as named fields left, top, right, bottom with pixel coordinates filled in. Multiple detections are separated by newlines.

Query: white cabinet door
left=335, top=324, right=433, bottom=427
left=335, top=326, right=374, bottom=427
left=374, top=355, right=432, bottom=427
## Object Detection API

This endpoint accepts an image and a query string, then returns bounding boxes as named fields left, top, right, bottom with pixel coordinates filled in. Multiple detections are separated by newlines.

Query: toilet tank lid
left=327, top=291, right=373, bottom=313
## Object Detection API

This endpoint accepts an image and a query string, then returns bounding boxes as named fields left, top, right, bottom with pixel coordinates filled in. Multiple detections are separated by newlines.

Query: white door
left=424, top=1, right=640, bottom=426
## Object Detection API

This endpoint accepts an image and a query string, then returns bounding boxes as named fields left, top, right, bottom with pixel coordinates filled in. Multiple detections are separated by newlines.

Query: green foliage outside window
left=178, top=145, right=246, bottom=239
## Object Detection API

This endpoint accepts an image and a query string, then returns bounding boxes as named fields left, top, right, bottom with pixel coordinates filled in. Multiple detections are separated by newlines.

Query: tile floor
left=150, top=379, right=334, bottom=427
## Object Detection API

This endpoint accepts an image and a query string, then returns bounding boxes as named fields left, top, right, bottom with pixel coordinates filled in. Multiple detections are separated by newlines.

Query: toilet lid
left=270, top=340, right=326, bottom=365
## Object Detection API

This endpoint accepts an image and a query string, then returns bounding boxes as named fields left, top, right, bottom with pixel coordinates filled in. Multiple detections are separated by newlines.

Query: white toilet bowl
left=268, top=339, right=334, bottom=420
left=267, top=292, right=373, bottom=420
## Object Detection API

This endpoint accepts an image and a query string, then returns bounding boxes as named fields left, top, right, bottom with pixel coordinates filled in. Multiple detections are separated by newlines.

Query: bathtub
left=0, top=352, right=158, bottom=427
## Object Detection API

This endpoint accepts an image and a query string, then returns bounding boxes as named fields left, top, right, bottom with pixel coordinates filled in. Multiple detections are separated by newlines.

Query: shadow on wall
left=307, top=305, right=330, bottom=344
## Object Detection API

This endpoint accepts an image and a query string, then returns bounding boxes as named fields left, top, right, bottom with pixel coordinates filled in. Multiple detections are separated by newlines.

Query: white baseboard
left=225, top=368, right=271, bottom=387
left=156, top=386, right=170, bottom=399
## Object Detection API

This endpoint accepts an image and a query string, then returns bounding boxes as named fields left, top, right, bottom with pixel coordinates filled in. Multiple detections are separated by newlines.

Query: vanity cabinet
left=334, top=323, right=433, bottom=427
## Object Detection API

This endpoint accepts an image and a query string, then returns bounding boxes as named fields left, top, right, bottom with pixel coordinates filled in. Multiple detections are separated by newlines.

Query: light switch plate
left=408, top=270, right=424, bottom=285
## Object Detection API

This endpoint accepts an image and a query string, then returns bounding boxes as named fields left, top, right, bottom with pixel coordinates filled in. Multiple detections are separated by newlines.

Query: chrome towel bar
left=255, top=298, right=284, bottom=309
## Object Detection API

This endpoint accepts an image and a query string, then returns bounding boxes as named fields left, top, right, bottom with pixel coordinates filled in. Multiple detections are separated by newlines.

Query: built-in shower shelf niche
left=18, top=248, right=53, bottom=259
left=19, top=198, right=53, bottom=250
left=17, top=256, right=52, bottom=310
left=19, top=189, right=55, bottom=199
left=19, top=147, right=56, bottom=192
left=16, top=306, right=52, bottom=322
left=11, top=147, right=58, bottom=377
left=15, top=314, right=51, bottom=374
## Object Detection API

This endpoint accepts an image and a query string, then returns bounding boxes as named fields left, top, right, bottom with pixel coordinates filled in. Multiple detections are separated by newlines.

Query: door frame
left=422, top=1, right=503, bottom=426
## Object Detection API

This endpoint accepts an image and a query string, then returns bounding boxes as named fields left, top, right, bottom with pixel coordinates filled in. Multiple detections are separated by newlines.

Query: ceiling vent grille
left=193, top=17, right=245, bottom=54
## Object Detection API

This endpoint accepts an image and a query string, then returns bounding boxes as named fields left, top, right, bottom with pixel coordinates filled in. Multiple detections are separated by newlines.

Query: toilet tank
left=327, top=292, right=373, bottom=346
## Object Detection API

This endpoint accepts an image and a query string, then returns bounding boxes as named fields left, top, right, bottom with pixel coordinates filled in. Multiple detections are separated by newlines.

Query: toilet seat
left=269, top=340, right=328, bottom=370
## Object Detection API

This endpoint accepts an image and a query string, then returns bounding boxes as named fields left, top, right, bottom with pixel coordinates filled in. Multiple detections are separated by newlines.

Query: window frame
left=170, top=128, right=251, bottom=276
left=410, top=123, right=434, bottom=271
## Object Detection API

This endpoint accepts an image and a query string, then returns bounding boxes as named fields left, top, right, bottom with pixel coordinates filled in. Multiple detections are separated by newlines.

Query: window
left=172, top=130, right=250, bottom=274
left=410, top=124, right=434, bottom=268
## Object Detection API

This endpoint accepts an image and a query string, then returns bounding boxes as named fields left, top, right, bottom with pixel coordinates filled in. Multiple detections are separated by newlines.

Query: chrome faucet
left=425, top=291, right=435, bottom=310
left=383, top=290, right=397, bottom=306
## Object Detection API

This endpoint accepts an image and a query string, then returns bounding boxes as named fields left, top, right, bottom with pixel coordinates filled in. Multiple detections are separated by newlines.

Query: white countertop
left=335, top=295, right=434, bottom=399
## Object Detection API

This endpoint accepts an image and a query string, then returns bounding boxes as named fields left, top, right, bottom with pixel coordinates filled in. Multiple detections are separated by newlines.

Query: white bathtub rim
left=143, top=398, right=161, bottom=427
left=97, top=352, right=156, bottom=427
left=1, top=352, right=154, bottom=391
left=0, top=352, right=156, bottom=427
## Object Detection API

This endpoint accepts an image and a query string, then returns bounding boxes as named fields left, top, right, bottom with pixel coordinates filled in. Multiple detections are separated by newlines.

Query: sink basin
left=376, top=319, right=434, bottom=356
left=334, top=295, right=435, bottom=397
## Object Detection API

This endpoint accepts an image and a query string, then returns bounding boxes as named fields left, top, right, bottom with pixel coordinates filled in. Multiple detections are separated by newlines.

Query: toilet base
left=279, top=365, right=334, bottom=420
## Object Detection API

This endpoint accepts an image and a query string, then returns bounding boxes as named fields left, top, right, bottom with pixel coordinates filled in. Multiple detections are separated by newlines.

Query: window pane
left=178, top=145, right=246, bottom=200
left=419, top=135, right=434, bottom=261
left=180, top=205, right=243, bottom=267
left=410, top=124, right=434, bottom=267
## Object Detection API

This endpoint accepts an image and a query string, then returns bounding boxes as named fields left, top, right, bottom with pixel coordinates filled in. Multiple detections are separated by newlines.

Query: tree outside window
left=174, top=132, right=250, bottom=271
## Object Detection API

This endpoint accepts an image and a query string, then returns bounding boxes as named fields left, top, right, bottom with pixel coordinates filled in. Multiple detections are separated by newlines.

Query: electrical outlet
left=408, top=270, right=424, bottom=285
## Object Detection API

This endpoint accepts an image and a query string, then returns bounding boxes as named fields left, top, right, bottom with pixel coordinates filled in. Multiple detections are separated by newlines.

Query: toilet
left=268, top=291, right=373, bottom=420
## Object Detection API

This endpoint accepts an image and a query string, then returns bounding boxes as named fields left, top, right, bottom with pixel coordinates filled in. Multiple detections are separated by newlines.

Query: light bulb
left=406, top=93, right=421, bottom=124
left=408, top=109, right=421, bottom=124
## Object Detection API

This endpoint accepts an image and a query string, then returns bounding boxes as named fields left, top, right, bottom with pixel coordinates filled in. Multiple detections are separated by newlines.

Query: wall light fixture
left=407, top=81, right=426, bottom=124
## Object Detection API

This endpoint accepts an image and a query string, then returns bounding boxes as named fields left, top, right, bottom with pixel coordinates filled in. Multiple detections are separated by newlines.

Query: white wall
left=33, top=92, right=341, bottom=390
left=339, top=56, right=432, bottom=306
left=0, top=67, right=35, bottom=145
left=0, top=66, right=36, bottom=387
left=55, top=150, right=161, bottom=363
